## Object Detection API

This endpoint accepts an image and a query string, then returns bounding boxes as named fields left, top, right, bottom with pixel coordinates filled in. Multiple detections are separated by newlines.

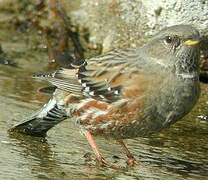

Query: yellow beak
left=184, top=39, right=200, bottom=46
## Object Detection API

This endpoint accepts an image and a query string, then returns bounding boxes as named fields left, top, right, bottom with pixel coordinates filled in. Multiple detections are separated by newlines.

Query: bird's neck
left=174, top=60, right=199, bottom=81
left=174, top=47, right=200, bottom=80
left=176, top=71, right=199, bottom=81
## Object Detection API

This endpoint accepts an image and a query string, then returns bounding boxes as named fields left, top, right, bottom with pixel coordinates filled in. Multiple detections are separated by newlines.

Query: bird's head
left=145, top=25, right=201, bottom=77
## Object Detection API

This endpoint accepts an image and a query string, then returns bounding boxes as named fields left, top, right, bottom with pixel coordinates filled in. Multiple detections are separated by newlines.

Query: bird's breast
left=142, top=76, right=200, bottom=133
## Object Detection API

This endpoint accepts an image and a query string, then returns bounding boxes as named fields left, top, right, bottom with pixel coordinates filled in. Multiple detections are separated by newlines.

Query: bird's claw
left=126, top=157, right=137, bottom=167
left=97, top=156, right=123, bottom=169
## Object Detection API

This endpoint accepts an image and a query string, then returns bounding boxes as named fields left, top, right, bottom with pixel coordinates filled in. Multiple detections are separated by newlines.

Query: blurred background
left=0, top=0, right=207, bottom=179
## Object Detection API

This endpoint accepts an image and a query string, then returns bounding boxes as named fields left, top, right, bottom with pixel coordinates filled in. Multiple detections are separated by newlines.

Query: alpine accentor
left=11, top=25, right=201, bottom=167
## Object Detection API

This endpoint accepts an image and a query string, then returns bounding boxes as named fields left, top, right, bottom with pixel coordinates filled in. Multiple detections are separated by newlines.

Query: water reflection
left=9, top=133, right=68, bottom=180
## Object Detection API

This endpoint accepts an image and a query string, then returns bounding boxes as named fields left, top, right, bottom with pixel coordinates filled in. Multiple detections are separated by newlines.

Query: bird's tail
left=9, top=96, right=67, bottom=137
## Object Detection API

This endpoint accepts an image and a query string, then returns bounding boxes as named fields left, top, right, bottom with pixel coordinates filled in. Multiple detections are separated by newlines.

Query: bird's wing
left=34, top=48, right=148, bottom=102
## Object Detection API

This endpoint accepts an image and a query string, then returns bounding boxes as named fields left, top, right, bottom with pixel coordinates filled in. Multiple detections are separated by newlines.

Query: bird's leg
left=117, top=140, right=137, bottom=166
left=84, top=131, right=124, bottom=169
left=84, top=130, right=109, bottom=167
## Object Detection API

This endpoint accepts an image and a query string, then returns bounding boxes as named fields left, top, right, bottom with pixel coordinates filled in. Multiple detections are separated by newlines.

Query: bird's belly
left=107, top=84, right=199, bottom=139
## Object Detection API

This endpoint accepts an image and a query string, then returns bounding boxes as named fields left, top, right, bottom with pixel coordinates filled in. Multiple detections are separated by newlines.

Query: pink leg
left=84, top=131, right=108, bottom=166
left=117, top=140, right=137, bottom=166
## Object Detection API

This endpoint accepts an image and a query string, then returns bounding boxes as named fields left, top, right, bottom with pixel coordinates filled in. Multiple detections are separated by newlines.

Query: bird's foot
left=96, top=156, right=123, bottom=169
left=97, top=156, right=108, bottom=167
left=126, top=157, right=137, bottom=167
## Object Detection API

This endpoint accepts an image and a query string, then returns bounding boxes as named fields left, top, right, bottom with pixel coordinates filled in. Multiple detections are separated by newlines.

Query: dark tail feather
left=9, top=97, right=67, bottom=137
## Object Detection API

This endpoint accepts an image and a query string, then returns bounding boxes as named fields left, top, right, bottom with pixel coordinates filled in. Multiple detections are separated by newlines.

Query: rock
left=64, top=0, right=208, bottom=51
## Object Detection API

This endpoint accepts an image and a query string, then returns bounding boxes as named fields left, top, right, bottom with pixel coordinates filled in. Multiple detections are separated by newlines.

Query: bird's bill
left=184, top=39, right=200, bottom=46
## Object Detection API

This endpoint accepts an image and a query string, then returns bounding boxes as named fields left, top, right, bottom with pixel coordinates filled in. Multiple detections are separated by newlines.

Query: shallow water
left=0, top=28, right=208, bottom=180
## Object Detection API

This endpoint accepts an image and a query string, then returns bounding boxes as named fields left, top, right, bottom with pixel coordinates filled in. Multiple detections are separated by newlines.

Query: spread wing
left=34, top=48, right=148, bottom=102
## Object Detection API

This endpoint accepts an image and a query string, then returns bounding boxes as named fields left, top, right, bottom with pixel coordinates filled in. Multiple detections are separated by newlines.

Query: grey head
left=143, top=25, right=201, bottom=78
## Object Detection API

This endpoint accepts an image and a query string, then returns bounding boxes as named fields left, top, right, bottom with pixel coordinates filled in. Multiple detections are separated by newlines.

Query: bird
left=10, top=24, right=201, bottom=167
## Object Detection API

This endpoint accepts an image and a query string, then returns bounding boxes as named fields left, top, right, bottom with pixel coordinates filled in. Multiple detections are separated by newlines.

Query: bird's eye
left=164, top=36, right=173, bottom=44
left=164, top=36, right=180, bottom=48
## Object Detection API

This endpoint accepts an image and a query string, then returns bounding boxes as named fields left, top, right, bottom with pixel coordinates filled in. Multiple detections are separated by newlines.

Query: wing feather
left=33, top=48, right=142, bottom=102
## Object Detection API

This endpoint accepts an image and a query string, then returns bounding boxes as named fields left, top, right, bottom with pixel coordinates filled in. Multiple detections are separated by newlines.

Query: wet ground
left=0, top=21, right=208, bottom=180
